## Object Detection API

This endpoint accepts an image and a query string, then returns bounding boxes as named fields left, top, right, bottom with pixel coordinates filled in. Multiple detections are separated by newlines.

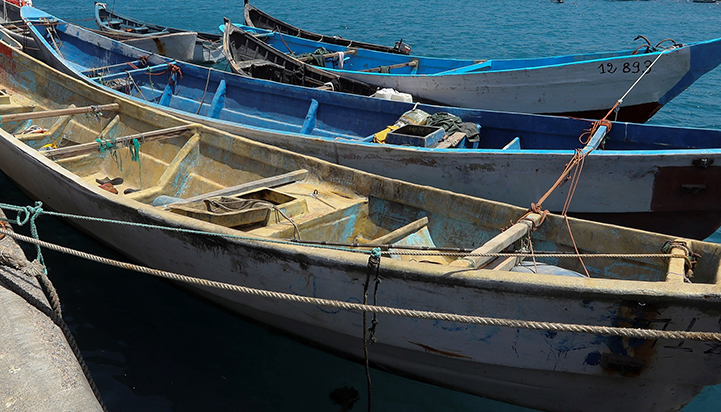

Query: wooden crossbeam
left=42, top=125, right=192, bottom=160
left=372, top=217, right=429, bottom=246
left=450, top=213, right=543, bottom=269
left=169, top=169, right=310, bottom=206
left=666, top=240, right=691, bottom=283
left=0, top=104, right=120, bottom=123
left=432, top=132, right=466, bottom=149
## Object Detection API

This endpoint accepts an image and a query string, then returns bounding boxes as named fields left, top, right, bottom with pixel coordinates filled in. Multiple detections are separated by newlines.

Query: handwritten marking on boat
left=598, top=60, right=653, bottom=75
left=409, top=341, right=472, bottom=359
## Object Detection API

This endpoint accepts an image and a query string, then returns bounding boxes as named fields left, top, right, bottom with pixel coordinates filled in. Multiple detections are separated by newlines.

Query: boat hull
left=3, top=42, right=721, bottom=412
left=119, top=31, right=196, bottom=62
left=1, top=143, right=721, bottom=412
left=93, top=1, right=222, bottom=64
left=22, top=7, right=721, bottom=239
left=235, top=22, right=721, bottom=123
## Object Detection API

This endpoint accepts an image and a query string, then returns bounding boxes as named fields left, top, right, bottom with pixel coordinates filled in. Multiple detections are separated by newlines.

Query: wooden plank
left=168, top=169, right=310, bottom=206
left=432, top=132, right=466, bottom=149
left=450, top=213, right=543, bottom=269
left=485, top=256, right=520, bottom=271
left=42, top=125, right=192, bottom=160
left=0, top=103, right=120, bottom=123
left=372, top=217, right=429, bottom=246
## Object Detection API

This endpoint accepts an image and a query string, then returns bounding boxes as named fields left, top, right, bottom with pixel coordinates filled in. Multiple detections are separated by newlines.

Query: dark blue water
left=2, top=0, right=721, bottom=410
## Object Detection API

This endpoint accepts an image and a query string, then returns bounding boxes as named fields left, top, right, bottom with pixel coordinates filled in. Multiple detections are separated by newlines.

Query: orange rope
left=518, top=111, right=616, bottom=277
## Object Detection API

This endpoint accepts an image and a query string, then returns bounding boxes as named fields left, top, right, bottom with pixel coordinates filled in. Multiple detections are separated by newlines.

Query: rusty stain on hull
left=152, top=37, right=166, bottom=57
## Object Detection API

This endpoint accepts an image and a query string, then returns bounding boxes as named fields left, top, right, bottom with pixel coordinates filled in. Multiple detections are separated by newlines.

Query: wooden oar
left=1, top=104, right=120, bottom=123
left=295, top=49, right=357, bottom=63
left=359, top=60, right=418, bottom=73
left=42, top=125, right=192, bottom=160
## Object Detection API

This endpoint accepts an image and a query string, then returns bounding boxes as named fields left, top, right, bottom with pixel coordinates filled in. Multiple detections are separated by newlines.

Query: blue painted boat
left=5, top=40, right=721, bottom=412
left=238, top=1, right=721, bottom=123
left=21, top=5, right=721, bottom=239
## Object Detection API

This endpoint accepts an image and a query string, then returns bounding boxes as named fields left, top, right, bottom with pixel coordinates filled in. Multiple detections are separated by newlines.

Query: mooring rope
left=0, top=225, right=719, bottom=342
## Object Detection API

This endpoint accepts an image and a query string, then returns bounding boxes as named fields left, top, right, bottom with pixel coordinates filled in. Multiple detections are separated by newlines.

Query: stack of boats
left=2, top=1, right=721, bottom=411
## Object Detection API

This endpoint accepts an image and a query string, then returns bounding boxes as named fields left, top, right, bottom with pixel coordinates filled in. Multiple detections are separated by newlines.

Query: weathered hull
left=93, top=1, right=222, bottom=64
left=0, top=0, right=38, bottom=57
left=242, top=0, right=408, bottom=54
left=23, top=6, right=721, bottom=239
left=2, top=138, right=721, bottom=412
left=119, top=32, right=196, bottom=62
left=235, top=23, right=721, bottom=123
left=3, top=42, right=721, bottom=412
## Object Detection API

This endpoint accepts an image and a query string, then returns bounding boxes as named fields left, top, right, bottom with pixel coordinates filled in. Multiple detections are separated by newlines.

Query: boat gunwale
left=229, top=23, right=720, bottom=77
left=3, top=121, right=721, bottom=305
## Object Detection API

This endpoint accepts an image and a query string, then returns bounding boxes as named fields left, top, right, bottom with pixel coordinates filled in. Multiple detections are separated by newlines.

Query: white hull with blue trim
left=236, top=4, right=721, bottom=123
left=21, top=5, right=721, bottom=239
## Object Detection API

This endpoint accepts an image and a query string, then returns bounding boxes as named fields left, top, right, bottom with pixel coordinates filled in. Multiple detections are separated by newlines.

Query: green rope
left=1, top=201, right=48, bottom=274
left=0, top=201, right=373, bottom=257
left=129, top=138, right=142, bottom=189
left=129, top=138, right=141, bottom=162
left=96, top=137, right=124, bottom=170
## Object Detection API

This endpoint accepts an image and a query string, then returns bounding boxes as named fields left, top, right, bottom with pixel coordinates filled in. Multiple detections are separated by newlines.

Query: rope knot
left=367, top=247, right=381, bottom=269
left=16, top=201, right=44, bottom=226
left=168, top=64, right=183, bottom=85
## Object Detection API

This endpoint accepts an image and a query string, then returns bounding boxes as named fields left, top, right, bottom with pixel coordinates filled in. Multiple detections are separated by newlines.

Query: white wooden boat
left=94, top=1, right=223, bottom=64
left=92, top=2, right=197, bottom=61
left=22, top=6, right=721, bottom=240
left=2, top=40, right=721, bottom=412
left=238, top=1, right=721, bottom=122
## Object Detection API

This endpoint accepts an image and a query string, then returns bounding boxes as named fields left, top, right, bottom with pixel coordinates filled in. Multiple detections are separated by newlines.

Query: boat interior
left=27, top=17, right=721, bottom=152
left=2, top=88, right=720, bottom=285
left=249, top=27, right=669, bottom=76
left=4, top=28, right=721, bottom=284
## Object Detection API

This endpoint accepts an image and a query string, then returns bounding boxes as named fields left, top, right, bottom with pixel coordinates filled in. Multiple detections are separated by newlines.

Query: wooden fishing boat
left=243, top=0, right=411, bottom=55
left=3, top=40, right=721, bottom=412
left=22, top=6, right=721, bottom=240
left=234, top=9, right=721, bottom=122
left=222, top=18, right=377, bottom=95
left=93, top=1, right=222, bottom=63
left=0, top=0, right=38, bottom=57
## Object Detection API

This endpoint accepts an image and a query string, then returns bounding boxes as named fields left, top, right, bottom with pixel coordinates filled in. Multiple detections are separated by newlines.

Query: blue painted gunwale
left=22, top=7, right=721, bottom=152
left=21, top=6, right=721, bottom=239
left=229, top=23, right=721, bottom=79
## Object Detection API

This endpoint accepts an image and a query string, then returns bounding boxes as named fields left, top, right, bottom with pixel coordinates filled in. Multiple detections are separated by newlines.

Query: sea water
left=2, top=0, right=721, bottom=410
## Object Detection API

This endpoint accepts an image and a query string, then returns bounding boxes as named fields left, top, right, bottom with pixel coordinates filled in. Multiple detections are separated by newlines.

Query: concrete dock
left=0, top=213, right=104, bottom=412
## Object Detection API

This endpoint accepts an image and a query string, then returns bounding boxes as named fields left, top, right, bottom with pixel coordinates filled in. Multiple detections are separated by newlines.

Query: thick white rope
left=1, top=227, right=719, bottom=342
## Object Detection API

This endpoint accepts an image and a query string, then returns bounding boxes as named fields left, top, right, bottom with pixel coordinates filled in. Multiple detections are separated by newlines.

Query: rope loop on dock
left=1, top=201, right=48, bottom=273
